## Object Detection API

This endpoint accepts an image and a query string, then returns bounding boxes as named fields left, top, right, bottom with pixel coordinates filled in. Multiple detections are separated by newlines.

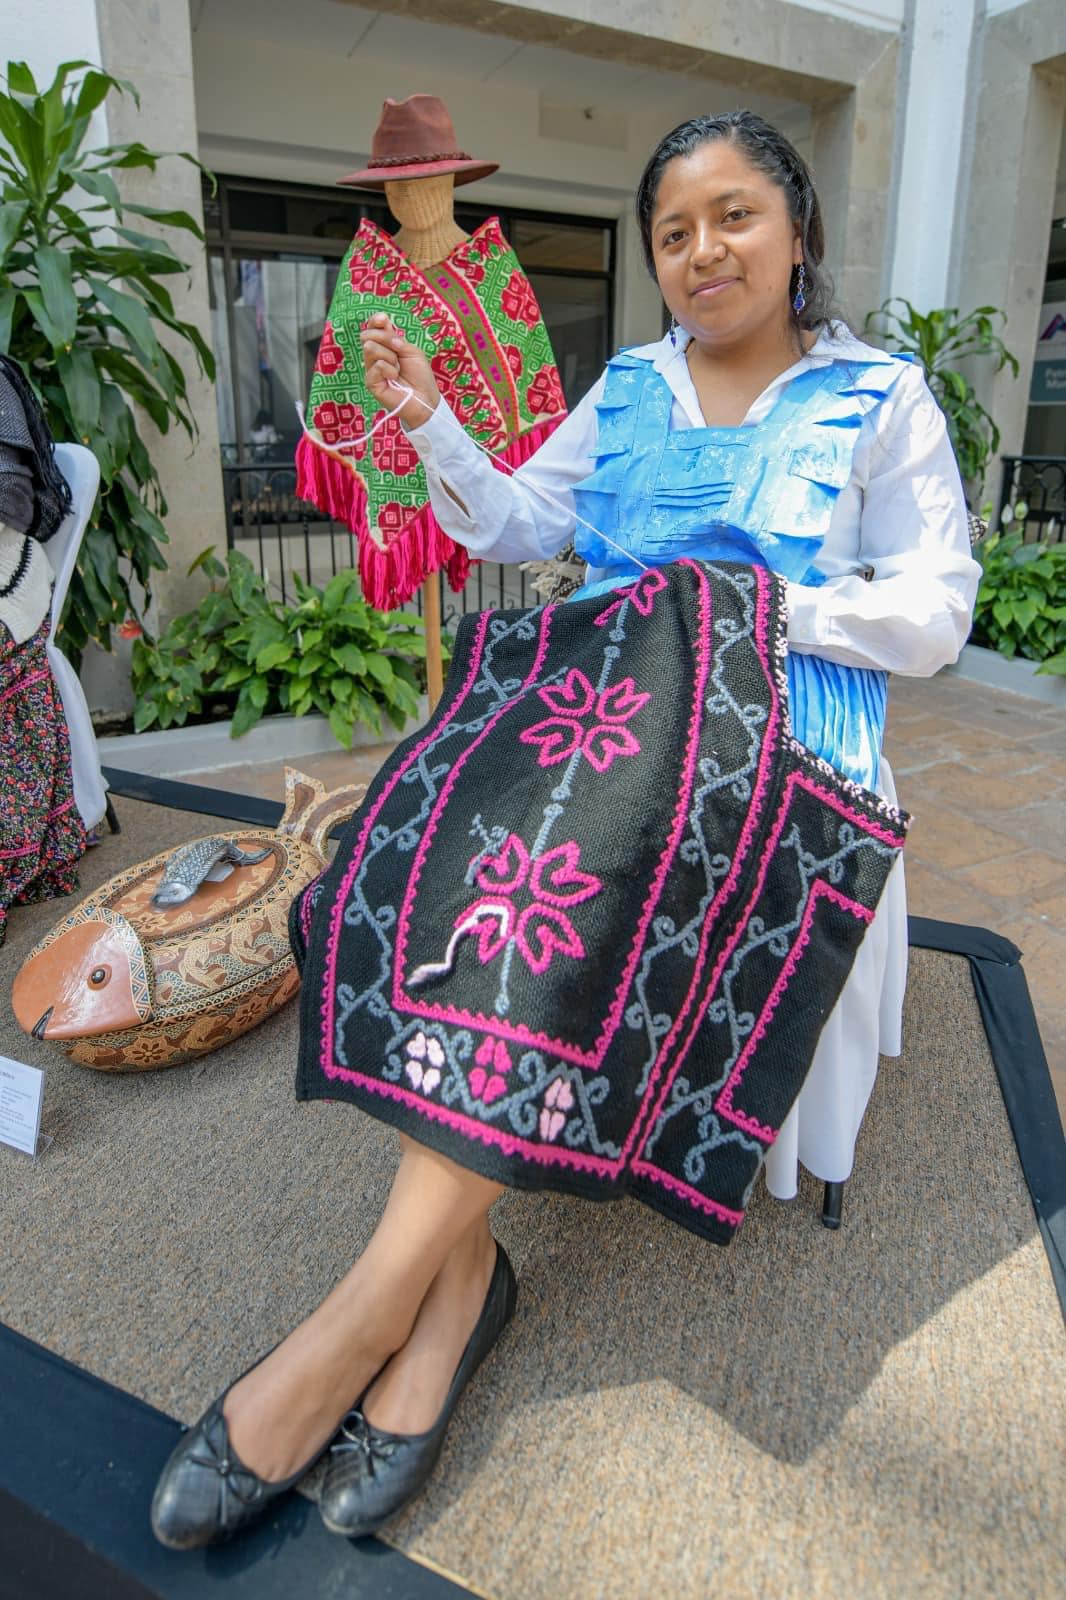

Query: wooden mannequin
left=381, top=174, right=469, bottom=708
left=299, top=102, right=566, bottom=693
left=385, top=174, right=469, bottom=268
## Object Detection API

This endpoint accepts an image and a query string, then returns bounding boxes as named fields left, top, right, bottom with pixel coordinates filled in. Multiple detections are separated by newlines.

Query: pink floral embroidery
left=519, top=668, right=650, bottom=773
left=405, top=1030, right=445, bottom=1094
left=502, top=343, right=523, bottom=378
left=539, top=1076, right=575, bottom=1142
left=459, top=835, right=602, bottom=976
left=593, top=567, right=669, bottom=627
left=469, top=1036, right=512, bottom=1105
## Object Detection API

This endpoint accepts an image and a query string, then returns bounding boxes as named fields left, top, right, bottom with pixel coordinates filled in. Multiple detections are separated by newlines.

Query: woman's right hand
left=359, top=312, right=442, bottom=431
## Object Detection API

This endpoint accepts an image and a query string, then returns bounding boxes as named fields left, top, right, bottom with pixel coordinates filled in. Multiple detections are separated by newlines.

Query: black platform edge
left=0, top=1328, right=472, bottom=1600
left=101, top=766, right=285, bottom=830
left=908, top=915, right=1066, bottom=1320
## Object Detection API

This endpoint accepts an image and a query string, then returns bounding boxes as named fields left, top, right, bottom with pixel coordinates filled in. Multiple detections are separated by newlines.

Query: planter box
left=943, top=643, right=1066, bottom=707
left=96, top=702, right=428, bottom=779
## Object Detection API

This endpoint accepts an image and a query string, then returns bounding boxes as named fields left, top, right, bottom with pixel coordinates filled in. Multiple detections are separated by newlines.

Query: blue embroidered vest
left=570, top=349, right=913, bottom=787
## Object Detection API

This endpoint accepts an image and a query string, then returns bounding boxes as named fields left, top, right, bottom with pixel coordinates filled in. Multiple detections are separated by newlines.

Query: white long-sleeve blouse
left=403, top=323, right=980, bottom=678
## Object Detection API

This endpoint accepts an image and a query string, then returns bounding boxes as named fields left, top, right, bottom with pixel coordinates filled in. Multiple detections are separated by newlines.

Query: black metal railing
left=996, top=456, right=1066, bottom=545
left=221, top=460, right=529, bottom=622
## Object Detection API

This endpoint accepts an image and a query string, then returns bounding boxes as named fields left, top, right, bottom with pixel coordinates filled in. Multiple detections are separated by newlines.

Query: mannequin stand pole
left=423, top=572, right=444, bottom=712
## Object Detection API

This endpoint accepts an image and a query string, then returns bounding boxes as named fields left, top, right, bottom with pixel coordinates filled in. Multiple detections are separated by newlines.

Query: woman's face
left=649, top=139, right=803, bottom=351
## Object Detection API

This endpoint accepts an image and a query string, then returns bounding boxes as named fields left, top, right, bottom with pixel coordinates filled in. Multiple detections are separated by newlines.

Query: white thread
left=295, top=381, right=651, bottom=575
left=294, top=393, right=409, bottom=452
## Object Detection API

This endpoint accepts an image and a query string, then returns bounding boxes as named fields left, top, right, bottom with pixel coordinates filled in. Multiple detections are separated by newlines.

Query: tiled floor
left=186, top=671, right=1066, bottom=1118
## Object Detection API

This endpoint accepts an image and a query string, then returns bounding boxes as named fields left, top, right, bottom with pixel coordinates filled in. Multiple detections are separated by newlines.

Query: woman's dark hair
left=635, top=110, right=836, bottom=333
left=0, top=352, right=72, bottom=539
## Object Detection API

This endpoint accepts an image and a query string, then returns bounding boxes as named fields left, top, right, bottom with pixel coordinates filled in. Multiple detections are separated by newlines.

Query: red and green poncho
left=296, top=217, right=567, bottom=610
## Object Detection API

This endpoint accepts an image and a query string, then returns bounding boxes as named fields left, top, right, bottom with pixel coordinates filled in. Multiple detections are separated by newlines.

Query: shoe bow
left=332, top=1409, right=402, bottom=1472
left=186, top=1409, right=263, bottom=1512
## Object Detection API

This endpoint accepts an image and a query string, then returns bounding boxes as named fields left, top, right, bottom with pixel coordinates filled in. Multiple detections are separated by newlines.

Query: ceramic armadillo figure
left=11, top=769, right=365, bottom=1072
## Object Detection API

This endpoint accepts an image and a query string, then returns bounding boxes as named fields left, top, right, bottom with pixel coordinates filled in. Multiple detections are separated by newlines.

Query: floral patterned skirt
left=0, top=621, right=86, bottom=944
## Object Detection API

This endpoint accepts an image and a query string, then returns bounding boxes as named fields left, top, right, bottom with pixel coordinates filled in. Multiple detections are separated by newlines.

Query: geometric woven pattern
left=295, top=561, right=908, bottom=1242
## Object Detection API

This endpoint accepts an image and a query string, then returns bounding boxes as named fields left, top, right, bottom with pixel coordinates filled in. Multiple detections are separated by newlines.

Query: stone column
left=94, top=0, right=224, bottom=626
left=888, top=0, right=978, bottom=309
left=811, top=38, right=900, bottom=328
left=954, top=0, right=1066, bottom=463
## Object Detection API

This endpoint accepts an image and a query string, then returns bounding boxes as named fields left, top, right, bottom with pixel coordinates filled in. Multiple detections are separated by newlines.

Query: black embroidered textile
left=293, top=560, right=908, bottom=1243
left=0, top=354, right=72, bottom=540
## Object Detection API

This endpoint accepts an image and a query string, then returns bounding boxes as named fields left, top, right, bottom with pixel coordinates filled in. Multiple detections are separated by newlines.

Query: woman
left=0, top=354, right=84, bottom=944
left=152, top=111, right=979, bottom=1550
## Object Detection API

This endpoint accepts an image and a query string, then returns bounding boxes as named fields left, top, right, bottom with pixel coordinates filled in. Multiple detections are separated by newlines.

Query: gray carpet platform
left=1, top=796, right=1063, bottom=1599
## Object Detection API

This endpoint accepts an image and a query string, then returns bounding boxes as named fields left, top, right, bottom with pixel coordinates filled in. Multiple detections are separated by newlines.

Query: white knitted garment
left=0, top=524, right=53, bottom=644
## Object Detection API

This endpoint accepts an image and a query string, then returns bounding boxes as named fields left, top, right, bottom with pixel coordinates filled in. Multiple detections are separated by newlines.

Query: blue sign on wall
left=1031, top=302, right=1066, bottom=405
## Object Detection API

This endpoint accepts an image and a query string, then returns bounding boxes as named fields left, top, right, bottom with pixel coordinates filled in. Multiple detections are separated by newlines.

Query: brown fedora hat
left=338, top=94, right=498, bottom=189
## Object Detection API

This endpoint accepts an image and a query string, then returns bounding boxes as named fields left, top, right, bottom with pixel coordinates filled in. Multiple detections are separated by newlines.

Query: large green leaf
left=0, top=198, right=28, bottom=262
left=329, top=704, right=355, bottom=749
left=74, top=166, right=121, bottom=209
left=231, top=681, right=266, bottom=738
left=0, top=93, right=30, bottom=169
left=113, top=225, right=190, bottom=267
left=73, top=69, right=117, bottom=123
left=0, top=286, right=14, bottom=349
left=331, top=642, right=367, bottom=676
left=87, top=140, right=157, bottom=171
left=33, top=243, right=77, bottom=346
left=91, top=278, right=165, bottom=369
left=123, top=201, right=204, bottom=240
left=56, top=346, right=100, bottom=438
left=22, top=286, right=67, bottom=348
left=364, top=653, right=394, bottom=687
left=6, top=61, right=37, bottom=95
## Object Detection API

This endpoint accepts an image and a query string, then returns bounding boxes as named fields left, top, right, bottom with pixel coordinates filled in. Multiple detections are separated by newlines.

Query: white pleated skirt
left=762, top=756, right=908, bottom=1201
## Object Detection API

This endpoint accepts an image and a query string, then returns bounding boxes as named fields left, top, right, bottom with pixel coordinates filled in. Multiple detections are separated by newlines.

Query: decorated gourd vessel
left=11, top=770, right=364, bottom=1071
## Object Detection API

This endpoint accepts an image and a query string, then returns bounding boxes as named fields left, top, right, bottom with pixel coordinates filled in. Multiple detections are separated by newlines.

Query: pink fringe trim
left=295, top=414, right=566, bottom=612
left=295, top=432, right=368, bottom=537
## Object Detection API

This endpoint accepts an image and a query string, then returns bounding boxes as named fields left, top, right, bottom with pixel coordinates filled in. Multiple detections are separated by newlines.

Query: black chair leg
left=104, top=795, right=121, bottom=835
left=821, top=1180, right=844, bottom=1230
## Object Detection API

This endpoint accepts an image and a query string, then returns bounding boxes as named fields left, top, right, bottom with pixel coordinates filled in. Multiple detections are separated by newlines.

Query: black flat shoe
left=318, top=1242, right=517, bottom=1539
left=150, top=1355, right=329, bottom=1550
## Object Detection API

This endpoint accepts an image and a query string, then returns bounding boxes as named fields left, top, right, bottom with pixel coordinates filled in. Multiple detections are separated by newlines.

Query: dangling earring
left=668, top=315, right=679, bottom=348
left=792, top=263, right=807, bottom=315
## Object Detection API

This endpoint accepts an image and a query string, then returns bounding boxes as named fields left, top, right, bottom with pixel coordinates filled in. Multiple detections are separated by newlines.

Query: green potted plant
left=0, top=58, right=214, bottom=664
left=970, top=531, right=1066, bottom=677
left=131, top=550, right=436, bottom=748
left=864, top=299, right=1018, bottom=501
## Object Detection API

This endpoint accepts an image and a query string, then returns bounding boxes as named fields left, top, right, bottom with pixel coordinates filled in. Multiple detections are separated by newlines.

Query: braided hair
left=635, top=110, right=838, bottom=334
left=0, top=353, right=73, bottom=539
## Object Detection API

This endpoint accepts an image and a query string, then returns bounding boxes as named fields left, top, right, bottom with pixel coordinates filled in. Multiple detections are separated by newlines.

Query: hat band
left=368, top=149, right=472, bottom=169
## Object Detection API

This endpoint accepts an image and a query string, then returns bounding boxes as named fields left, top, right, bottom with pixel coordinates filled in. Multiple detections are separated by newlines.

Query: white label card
left=0, top=1054, right=46, bottom=1157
